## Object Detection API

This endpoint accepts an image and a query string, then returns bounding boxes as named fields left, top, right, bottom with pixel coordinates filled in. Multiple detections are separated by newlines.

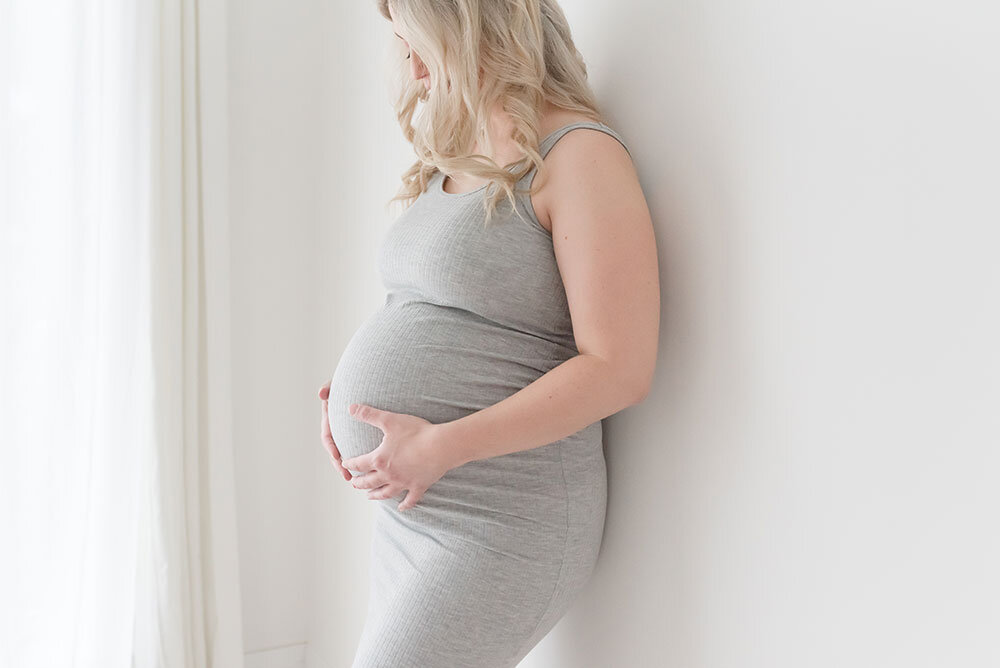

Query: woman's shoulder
left=536, top=111, right=603, bottom=140
left=530, top=114, right=633, bottom=234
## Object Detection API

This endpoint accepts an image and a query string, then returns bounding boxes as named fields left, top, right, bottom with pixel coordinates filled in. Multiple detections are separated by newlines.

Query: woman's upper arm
left=544, top=129, right=660, bottom=400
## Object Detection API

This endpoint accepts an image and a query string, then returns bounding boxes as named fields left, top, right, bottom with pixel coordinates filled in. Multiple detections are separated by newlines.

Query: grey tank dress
left=326, top=121, right=631, bottom=667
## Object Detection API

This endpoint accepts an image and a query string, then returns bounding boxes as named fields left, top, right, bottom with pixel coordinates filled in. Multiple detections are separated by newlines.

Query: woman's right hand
left=319, top=381, right=352, bottom=481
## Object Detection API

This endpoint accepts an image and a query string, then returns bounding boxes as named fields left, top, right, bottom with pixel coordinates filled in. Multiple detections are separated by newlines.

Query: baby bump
left=326, top=300, right=575, bottom=467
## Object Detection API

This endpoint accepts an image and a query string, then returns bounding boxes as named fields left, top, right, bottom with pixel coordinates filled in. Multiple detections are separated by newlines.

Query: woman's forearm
left=436, top=353, right=645, bottom=468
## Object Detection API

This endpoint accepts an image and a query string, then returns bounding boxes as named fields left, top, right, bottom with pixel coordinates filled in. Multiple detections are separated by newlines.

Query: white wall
left=229, top=1, right=1000, bottom=667
left=228, top=1, right=332, bottom=665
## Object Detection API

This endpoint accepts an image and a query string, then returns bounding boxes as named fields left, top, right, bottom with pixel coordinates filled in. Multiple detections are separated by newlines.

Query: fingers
left=352, top=473, right=388, bottom=490
left=321, top=406, right=336, bottom=454
left=329, top=452, right=351, bottom=481
left=320, top=403, right=351, bottom=481
left=340, top=451, right=375, bottom=473
left=398, top=488, right=423, bottom=511
left=350, top=476, right=418, bottom=506
left=318, top=381, right=330, bottom=400
left=349, top=403, right=390, bottom=431
left=320, top=395, right=336, bottom=454
left=326, top=445, right=351, bottom=481
left=367, top=484, right=403, bottom=501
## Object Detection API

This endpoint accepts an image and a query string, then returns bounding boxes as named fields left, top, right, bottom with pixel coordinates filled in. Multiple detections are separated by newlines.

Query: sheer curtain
left=0, top=1, right=244, bottom=667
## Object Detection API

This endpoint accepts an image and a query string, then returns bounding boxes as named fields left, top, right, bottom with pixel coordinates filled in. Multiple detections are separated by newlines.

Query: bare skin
left=439, top=99, right=600, bottom=236
left=319, top=382, right=351, bottom=482
left=321, top=11, right=659, bottom=510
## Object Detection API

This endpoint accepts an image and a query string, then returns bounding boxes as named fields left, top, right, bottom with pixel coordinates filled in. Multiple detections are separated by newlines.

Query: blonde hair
left=376, top=0, right=606, bottom=227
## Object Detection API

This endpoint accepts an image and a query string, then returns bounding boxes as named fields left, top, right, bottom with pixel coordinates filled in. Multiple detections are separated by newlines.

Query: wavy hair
left=376, top=0, right=606, bottom=227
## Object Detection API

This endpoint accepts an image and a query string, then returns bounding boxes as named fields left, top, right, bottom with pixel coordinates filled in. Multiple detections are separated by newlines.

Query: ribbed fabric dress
left=326, top=121, right=632, bottom=667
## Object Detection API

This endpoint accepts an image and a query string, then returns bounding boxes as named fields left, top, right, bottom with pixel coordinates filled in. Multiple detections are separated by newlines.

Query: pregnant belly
left=326, top=300, right=572, bottom=469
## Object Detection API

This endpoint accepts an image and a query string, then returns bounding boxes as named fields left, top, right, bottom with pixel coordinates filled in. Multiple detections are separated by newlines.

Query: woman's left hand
left=341, top=403, right=459, bottom=512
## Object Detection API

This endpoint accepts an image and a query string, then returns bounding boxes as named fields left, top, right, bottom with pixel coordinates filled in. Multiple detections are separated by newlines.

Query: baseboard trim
left=244, top=642, right=307, bottom=668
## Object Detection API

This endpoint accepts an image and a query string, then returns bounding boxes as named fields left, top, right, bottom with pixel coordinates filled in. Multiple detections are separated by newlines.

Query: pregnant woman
left=317, top=1, right=659, bottom=665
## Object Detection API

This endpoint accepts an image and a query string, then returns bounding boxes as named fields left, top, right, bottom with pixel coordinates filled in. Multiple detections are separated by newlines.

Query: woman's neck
left=473, top=100, right=563, bottom=163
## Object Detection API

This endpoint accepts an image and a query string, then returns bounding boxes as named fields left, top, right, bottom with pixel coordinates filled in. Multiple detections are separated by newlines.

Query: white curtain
left=0, top=1, right=244, bottom=667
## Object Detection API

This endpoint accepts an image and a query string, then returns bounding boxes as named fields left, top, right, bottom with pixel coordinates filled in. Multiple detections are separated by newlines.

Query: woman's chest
left=376, top=193, right=572, bottom=337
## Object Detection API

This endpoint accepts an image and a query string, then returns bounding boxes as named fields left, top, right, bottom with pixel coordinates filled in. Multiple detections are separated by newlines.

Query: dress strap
left=537, top=121, right=632, bottom=160
left=513, top=121, right=631, bottom=194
